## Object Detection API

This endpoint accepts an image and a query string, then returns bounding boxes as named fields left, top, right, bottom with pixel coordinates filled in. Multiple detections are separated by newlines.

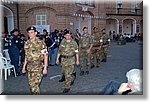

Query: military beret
left=11, top=29, right=19, bottom=34
left=43, top=29, right=47, bottom=32
left=83, top=27, right=88, bottom=31
left=54, top=29, right=59, bottom=33
left=26, top=26, right=36, bottom=32
left=64, top=29, right=70, bottom=35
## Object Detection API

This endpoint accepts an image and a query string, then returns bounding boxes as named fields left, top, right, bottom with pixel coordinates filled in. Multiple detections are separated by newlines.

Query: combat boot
left=59, top=75, right=65, bottom=82
left=80, top=71, right=84, bottom=76
left=85, top=71, right=89, bottom=75
left=71, top=72, right=76, bottom=86
left=101, top=59, right=104, bottom=62
left=63, top=88, right=70, bottom=93
left=90, top=65, right=95, bottom=69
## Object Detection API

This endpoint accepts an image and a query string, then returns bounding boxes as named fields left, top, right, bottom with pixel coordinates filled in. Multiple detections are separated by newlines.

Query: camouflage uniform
left=101, top=33, right=110, bottom=62
left=91, top=33, right=102, bottom=67
left=58, top=39, right=78, bottom=89
left=24, top=38, right=47, bottom=95
left=79, top=33, right=93, bottom=73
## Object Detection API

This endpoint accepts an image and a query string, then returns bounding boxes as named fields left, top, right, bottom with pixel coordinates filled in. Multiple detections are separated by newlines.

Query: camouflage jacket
left=58, top=39, right=78, bottom=65
left=79, top=33, right=93, bottom=49
left=92, top=33, right=102, bottom=47
left=101, top=34, right=109, bottom=46
left=24, top=38, right=47, bottom=62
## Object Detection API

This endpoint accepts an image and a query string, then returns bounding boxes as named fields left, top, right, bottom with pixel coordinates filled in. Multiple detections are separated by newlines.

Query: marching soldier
left=22, top=26, right=48, bottom=95
left=101, top=29, right=110, bottom=62
left=91, top=27, right=103, bottom=68
left=79, top=27, right=93, bottom=76
left=56, top=29, right=79, bottom=93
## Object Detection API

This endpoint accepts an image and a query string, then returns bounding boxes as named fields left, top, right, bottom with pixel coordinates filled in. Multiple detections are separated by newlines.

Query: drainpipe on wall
left=16, top=2, right=19, bottom=31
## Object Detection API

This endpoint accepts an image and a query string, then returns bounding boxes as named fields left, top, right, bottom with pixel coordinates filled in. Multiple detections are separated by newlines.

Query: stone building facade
left=2, top=0, right=143, bottom=36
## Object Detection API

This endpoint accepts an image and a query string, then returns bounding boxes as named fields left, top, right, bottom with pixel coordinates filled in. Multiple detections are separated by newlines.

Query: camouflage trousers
left=80, top=49, right=91, bottom=71
left=27, top=62, right=43, bottom=95
left=61, top=64, right=74, bottom=88
left=101, top=46, right=108, bottom=60
left=91, top=47, right=101, bottom=65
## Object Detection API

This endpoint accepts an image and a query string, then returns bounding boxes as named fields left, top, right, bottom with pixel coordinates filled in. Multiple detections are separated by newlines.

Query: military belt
left=61, top=55, right=74, bottom=58
left=81, top=47, right=89, bottom=49
left=93, top=45, right=101, bottom=47
left=103, top=43, right=107, bottom=45
left=28, top=60, right=43, bottom=64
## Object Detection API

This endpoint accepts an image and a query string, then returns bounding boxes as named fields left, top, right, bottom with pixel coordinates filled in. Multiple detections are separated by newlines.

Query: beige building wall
left=2, top=0, right=143, bottom=35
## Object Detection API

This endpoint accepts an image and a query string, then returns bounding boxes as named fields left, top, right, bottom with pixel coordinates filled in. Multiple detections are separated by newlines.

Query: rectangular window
left=131, top=0, right=137, bottom=13
left=116, top=0, right=122, bottom=13
left=36, top=14, right=46, bottom=25
left=116, top=0, right=122, bottom=8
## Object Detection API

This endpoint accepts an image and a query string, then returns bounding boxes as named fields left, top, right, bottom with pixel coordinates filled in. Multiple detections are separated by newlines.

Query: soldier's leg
left=104, top=47, right=108, bottom=62
left=27, top=64, right=42, bottom=95
left=79, top=50, right=85, bottom=76
left=59, top=64, right=66, bottom=82
left=96, top=49, right=101, bottom=67
left=90, top=49, right=95, bottom=68
left=101, top=47, right=105, bottom=62
left=63, top=65, right=74, bottom=93
left=85, top=53, right=91, bottom=74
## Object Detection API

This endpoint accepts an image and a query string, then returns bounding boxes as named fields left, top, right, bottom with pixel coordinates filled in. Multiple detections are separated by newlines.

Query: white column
left=116, top=21, right=119, bottom=34
left=133, top=21, right=136, bottom=35
left=88, top=17, right=91, bottom=34
left=7, top=15, right=14, bottom=34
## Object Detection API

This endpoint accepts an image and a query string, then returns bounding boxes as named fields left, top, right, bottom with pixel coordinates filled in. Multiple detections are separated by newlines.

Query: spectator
left=100, top=69, right=142, bottom=95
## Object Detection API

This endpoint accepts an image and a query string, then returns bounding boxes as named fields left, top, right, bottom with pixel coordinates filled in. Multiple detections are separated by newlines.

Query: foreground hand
left=76, top=60, right=79, bottom=65
left=22, top=68, right=26, bottom=74
left=56, top=59, right=59, bottom=64
left=86, top=49, right=90, bottom=54
left=118, top=83, right=131, bottom=94
left=43, top=69, right=47, bottom=75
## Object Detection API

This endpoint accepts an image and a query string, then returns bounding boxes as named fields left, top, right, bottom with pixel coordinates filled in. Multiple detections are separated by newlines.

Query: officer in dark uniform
left=8, top=29, right=21, bottom=76
left=20, top=34, right=26, bottom=65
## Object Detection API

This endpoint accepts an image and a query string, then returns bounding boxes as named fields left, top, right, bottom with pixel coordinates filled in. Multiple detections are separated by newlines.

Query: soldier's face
left=65, top=34, right=71, bottom=40
left=84, top=28, right=88, bottom=33
left=94, top=28, right=98, bottom=33
left=28, top=30, right=36, bottom=39
left=14, top=31, right=19, bottom=36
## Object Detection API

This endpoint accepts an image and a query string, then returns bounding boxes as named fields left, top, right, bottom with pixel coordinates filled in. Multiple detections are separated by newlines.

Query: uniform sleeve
left=58, top=39, right=65, bottom=54
left=71, top=40, right=78, bottom=54
left=24, top=41, right=28, bottom=57
left=41, top=41, right=48, bottom=55
left=90, top=35, right=94, bottom=44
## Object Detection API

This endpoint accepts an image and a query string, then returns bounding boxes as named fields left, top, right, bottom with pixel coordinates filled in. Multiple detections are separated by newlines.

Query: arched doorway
left=123, top=18, right=136, bottom=35
left=74, top=10, right=94, bottom=35
left=1, top=5, right=14, bottom=34
left=106, top=17, right=119, bottom=38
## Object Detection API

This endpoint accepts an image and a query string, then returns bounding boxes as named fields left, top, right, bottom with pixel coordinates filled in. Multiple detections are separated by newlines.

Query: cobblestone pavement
left=1, top=41, right=143, bottom=95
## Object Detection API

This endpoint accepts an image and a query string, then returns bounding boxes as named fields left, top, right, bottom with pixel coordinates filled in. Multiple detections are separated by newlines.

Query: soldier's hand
left=43, top=69, right=47, bottom=75
left=86, top=49, right=90, bottom=54
left=76, top=60, right=79, bottom=65
left=22, top=69, right=26, bottom=74
left=56, top=59, right=59, bottom=64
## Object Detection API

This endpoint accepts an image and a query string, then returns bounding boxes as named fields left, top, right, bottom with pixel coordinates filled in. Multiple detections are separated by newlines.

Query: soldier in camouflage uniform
left=101, top=29, right=110, bottom=62
left=22, top=26, right=48, bottom=95
left=79, top=27, right=93, bottom=76
left=91, top=27, right=103, bottom=68
left=56, top=29, right=79, bottom=93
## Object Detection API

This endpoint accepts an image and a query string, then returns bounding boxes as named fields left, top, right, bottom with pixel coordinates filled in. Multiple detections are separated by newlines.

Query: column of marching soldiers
left=1, top=26, right=110, bottom=94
